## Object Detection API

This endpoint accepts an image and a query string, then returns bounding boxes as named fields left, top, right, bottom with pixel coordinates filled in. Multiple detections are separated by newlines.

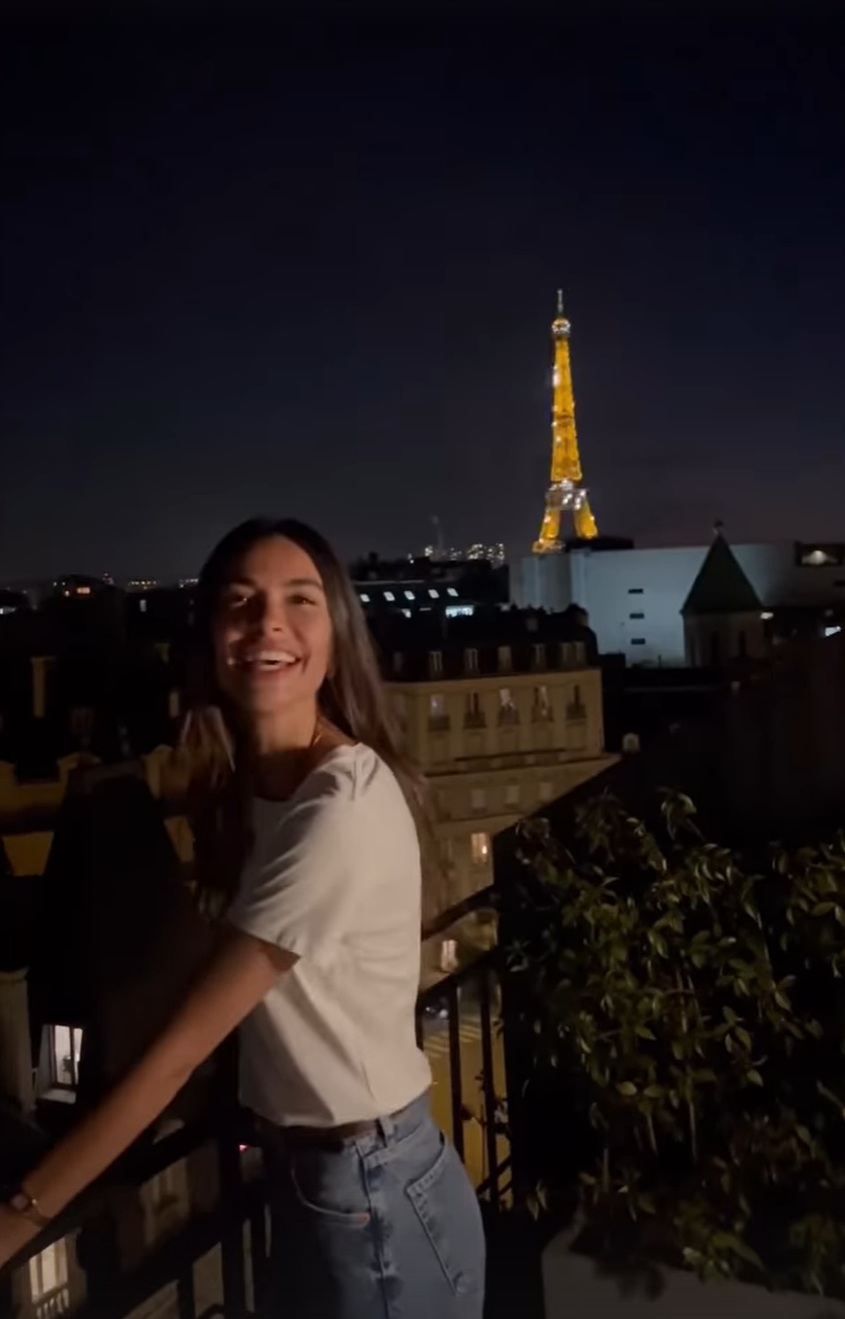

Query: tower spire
left=532, top=293, right=598, bottom=553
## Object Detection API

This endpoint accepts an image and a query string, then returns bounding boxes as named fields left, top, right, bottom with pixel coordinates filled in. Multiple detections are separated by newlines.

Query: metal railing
left=2, top=894, right=509, bottom=1319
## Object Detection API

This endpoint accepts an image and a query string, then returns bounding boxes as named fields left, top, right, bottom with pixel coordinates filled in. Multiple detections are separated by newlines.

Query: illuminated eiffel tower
left=533, top=292, right=598, bottom=552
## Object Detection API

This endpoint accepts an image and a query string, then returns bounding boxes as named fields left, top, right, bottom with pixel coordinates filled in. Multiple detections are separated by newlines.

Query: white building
left=518, top=538, right=845, bottom=665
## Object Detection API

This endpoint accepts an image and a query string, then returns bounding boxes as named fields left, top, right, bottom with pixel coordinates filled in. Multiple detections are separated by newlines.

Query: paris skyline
left=2, top=1, right=844, bottom=580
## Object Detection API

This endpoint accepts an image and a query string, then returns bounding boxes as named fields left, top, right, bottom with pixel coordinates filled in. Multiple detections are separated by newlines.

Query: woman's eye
left=289, top=593, right=318, bottom=607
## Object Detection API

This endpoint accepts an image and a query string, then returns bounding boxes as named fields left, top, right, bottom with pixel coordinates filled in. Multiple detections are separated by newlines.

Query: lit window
left=532, top=643, right=546, bottom=668
left=464, top=648, right=479, bottom=674
left=498, top=645, right=512, bottom=671
left=76, top=585, right=91, bottom=596
left=29, top=1241, right=69, bottom=1303
left=429, top=693, right=445, bottom=718
left=470, top=787, right=487, bottom=812
left=429, top=650, right=443, bottom=677
left=359, top=593, right=370, bottom=603
left=505, top=784, right=520, bottom=807
left=447, top=588, right=459, bottom=597
left=429, top=589, right=439, bottom=599
left=404, top=590, right=415, bottom=601
left=49, top=1024, right=83, bottom=1089
left=139, top=598, right=148, bottom=613
left=384, top=591, right=396, bottom=602
left=402, top=608, right=411, bottom=618
left=471, top=832, right=490, bottom=866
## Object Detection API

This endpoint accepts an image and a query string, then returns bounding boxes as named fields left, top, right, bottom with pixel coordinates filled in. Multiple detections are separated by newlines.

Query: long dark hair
left=178, top=518, right=432, bottom=917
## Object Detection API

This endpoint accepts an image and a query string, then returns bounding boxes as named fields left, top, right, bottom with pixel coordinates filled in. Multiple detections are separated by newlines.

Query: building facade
left=518, top=539, right=845, bottom=666
left=387, top=632, right=616, bottom=933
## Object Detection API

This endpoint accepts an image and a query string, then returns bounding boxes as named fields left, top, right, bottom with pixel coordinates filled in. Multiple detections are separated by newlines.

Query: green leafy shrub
left=505, top=790, right=845, bottom=1295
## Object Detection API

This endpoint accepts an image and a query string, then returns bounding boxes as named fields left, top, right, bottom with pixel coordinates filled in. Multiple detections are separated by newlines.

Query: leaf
left=635, top=1025, right=657, bottom=1041
left=747, top=1069, right=764, bottom=1086
left=736, top=1027, right=752, bottom=1051
left=617, top=1082, right=638, bottom=1097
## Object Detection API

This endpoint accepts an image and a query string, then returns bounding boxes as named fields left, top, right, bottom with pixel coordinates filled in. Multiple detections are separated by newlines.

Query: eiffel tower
left=533, top=292, right=598, bottom=552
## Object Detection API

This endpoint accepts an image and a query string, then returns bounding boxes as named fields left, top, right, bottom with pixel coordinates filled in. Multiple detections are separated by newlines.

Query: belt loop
left=377, top=1111, right=395, bottom=1146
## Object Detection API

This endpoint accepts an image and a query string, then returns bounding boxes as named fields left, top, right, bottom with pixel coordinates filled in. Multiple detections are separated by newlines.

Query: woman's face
left=212, top=535, right=334, bottom=722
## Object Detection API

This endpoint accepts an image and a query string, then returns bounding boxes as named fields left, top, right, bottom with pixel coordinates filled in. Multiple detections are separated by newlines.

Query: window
left=531, top=643, right=546, bottom=670
left=795, top=543, right=844, bottom=567
left=464, top=691, right=485, bottom=728
left=628, top=588, right=644, bottom=595
left=49, top=1024, right=83, bottom=1090
left=566, top=685, right=587, bottom=721
left=29, top=1241, right=69, bottom=1304
left=383, top=591, right=396, bottom=602
left=428, top=589, right=439, bottom=599
left=532, top=684, right=553, bottom=721
left=168, top=689, right=180, bottom=719
left=538, top=782, right=553, bottom=804
left=404, top=590, right=415, bottom=601
left=393, top=652, right=404, bottom=674
left=139, top=597, right=148, bottom=613
left=359, top=592, right=370, bottom=603
left=471, top=832, right=490, bottom=866
left=630, top=638, right=646, bottom=646
left=498, top=687, right=519, bottom=725
left=428, top=650, right=443, bottom=677
left=505, top=783, right=521, bottom=807
left=464, top=647, right=479, bottom=674
left=629, top=612, right=644, bottom=620
left=470, top=787, right=487, bottom=812
left=429, top=693, right=449, bottom=731
left=447, top=587, right=459, bottom=597
left=497, top=645, right=512, bottom=672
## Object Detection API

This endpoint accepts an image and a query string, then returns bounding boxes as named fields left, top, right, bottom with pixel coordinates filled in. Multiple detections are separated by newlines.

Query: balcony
left=2, top=890, right=542, bottom=1319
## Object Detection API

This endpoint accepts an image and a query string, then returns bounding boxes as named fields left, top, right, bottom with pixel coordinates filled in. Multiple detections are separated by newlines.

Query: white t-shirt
left=228, top=743, right=432, bottom=1127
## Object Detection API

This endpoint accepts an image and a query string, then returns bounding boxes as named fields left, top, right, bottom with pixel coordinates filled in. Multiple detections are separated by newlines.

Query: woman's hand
left=0, top=1203, right=40, bottom=1274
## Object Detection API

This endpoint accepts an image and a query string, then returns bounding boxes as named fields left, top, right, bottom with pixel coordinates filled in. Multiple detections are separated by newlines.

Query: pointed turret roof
left=682, top=528, right=762, bottom=617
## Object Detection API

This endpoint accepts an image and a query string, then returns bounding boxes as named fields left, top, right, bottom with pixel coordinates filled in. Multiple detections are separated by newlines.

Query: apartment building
left=385, top=616, right=617, bottom=921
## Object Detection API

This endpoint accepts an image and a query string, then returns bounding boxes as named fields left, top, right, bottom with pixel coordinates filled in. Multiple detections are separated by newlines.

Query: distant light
left=76, top=586, right=92, bottom=596
left=429, top=589, right=439, bottom=598
left=359, top=593, right=370, bottom=603
left=404, top=590, right=415, bottom=601
left=446, top=605, right=474, bottom=617
left=824, top=626, right=841, bottom=638
left=760, top=611, right=773, bottom=620
left=402, top=608, right=412, bottom=618
left=447, top=588, right=459, bottom=597
left=384, top=591, right=395, bottom=602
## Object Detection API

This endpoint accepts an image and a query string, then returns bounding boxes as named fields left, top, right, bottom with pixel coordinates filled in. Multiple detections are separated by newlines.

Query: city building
left=519, top=533, right=845, bottom=666
left=350, top=552, right=509, bottom=618
left=382, top=609, right=617, bottom=970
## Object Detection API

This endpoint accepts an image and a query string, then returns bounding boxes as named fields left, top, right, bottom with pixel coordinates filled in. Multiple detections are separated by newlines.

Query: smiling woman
left=0, top=518, right=486, bottom=1319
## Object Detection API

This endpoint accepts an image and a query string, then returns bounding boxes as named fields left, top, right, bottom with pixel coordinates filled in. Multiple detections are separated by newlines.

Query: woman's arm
left=0, top=928, right=294, bottom=1268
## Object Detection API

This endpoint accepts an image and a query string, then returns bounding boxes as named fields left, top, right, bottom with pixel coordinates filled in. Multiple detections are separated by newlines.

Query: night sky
left=2, top=1, right=844, bottom=582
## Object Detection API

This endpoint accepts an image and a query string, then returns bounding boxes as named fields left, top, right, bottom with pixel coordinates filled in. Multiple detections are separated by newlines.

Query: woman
left=0, top=518, right=486, bottom=1317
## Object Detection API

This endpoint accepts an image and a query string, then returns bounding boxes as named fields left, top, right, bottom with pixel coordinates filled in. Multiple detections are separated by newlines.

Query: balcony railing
left=2, top=892, right=509, bottom=1319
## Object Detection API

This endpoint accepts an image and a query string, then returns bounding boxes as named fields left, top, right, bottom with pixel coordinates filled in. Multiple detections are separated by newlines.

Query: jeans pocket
left=405, top=1129, right=481, bottom=1295
left=288, top=1147, right=372, bottom=1227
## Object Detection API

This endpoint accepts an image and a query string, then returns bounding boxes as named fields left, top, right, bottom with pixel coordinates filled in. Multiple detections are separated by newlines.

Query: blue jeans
left=259, top=1092, right=486, bottom=1318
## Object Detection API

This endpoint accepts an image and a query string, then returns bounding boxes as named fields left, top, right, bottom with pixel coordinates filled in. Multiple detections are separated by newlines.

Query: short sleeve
left=228, top=787, right=365, bottom=972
